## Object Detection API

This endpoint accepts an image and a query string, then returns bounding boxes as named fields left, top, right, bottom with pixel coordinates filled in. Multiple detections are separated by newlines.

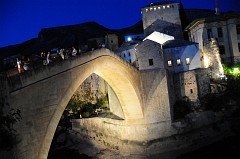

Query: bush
left=81, top=102, right=95, bottom=116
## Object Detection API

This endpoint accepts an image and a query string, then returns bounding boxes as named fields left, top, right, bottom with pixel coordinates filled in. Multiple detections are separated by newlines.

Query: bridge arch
left=9, top=49, right=143, bottom=159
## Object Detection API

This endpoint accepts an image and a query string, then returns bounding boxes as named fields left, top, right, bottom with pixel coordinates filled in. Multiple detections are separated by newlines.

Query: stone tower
left=141, top=1, right=183, bottom=39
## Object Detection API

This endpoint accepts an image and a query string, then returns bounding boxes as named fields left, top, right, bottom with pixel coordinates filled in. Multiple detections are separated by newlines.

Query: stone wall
left=141, top=3, right=182, bottom=37
left=74, top=73, right=107, bottom=104
left=136, top=40, right=164, bottom=70
left=173, top=68, right=210, bottom=102
left=72, top=118, right=173, bottom=157
left=72, top=110, right=232, bottom=157
left=173, top=70, right=199, bottom=102
left=139, top=69, right=172, bottom=123
left=203, top=38, right=224, bottom=78
left=107, top=85, right=124, bottom=119
left=105, top=34, right=118, bottom=51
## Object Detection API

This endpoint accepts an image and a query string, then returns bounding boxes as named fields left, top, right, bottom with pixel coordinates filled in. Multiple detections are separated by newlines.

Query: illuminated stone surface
left=7, top=49, right=171, bottom=159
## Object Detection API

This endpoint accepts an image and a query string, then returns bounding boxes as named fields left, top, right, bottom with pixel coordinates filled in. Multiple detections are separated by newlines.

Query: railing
left=5, top=49, right=139, bottom=93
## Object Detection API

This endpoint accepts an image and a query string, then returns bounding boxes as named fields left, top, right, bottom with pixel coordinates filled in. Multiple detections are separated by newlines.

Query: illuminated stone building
left=163, top=40, right=202, bottom=73
left=185, top=13, right=240, bottom=64
left=105, top=34, right=118, bottom=51
left=141, top=1, right=183, bottom=39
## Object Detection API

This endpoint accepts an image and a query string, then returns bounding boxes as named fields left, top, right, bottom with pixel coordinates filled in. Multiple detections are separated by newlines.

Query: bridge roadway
left=7, top=48, right=172, bottom=159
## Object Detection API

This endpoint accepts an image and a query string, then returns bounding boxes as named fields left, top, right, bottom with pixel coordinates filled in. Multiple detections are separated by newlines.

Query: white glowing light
left=203, top=56, right=210, bottom=68
left=186, top=58, right=190, bottom=65
left=127, top=37, right=132, bottom=42
left=233, top=67, right=239, bottom=74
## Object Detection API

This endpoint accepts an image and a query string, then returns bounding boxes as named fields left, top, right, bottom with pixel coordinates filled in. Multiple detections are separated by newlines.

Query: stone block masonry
left=72, top=110, right=232, bottom=157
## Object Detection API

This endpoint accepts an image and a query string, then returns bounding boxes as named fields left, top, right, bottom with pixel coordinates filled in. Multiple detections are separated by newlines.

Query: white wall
left=164, top=44, right=201, bottom=73
left=188, top=17, right=240, bottom=64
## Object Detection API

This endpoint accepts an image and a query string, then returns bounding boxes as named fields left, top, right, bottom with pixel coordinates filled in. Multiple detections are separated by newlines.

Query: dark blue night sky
left=0, top=0, right=240, bottom=48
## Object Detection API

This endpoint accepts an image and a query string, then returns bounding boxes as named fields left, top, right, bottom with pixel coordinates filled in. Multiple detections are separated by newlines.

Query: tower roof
left=163, top=39, right=197, bottom=48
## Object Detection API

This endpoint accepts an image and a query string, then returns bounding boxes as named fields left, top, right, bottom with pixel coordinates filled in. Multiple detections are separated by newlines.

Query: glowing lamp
left=233, top=67, right=239, bottom=74
left=127, top=37, right=132, bottom=42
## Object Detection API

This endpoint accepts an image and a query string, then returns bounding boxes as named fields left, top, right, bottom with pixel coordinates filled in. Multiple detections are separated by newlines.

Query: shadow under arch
left=38, top=49, right=143, bottom=159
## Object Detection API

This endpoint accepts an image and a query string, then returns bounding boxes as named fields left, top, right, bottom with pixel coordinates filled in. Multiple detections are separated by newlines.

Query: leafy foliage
left=223, top=64, right=240, bottom=77
left=66, top=93, right=108, bottom=118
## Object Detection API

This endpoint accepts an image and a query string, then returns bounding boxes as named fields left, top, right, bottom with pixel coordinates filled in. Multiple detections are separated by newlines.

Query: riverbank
left=48, top=128, right=240, bottom=159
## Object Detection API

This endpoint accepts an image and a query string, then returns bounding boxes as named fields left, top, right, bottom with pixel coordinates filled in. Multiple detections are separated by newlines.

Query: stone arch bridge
left=6, top=49, right=172, bottom=159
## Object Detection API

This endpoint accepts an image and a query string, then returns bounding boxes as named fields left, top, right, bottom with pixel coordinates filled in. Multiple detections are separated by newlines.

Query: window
left=186, top=58, right=190, bottom=65
left=158, top=6, right=160, bottom=10
left=129, top=59, right=131, bottom=63
left=128, top=52, right=130, bottom=56
left=219, top=45, right=225, bottom=55
left=217, top=27, right=223, bottom=38
left=149, top=59, right=153, bottom=66
left=111, top=40, right=113, bottom=43
left=167, top=60, right=172, bottom=67
left=237, top=24, right=240, bottom=34
left=190, top=89, right=193, bottom=94
left=124, top=53, right=126, bottom=57
left=207, top=28, right=213, bottom=39
left=177, top=59, right=181, bottom=65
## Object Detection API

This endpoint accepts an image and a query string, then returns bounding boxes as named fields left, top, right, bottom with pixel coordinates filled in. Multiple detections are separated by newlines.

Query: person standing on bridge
left=72, top=46, right=77, bottom=57
left=16, top=58, right=22, bottom=73
left=59, top=49, right=65, bottom=60
left=46, top=52, right=51, bottom=65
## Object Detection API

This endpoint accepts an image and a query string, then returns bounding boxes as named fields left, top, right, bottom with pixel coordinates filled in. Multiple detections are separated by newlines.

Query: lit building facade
left=185, top=13, right=240, bottom=64
left=105, top=34, right=119, bottom=51
left=163, top=40, right=202, bottom=73
left=116, top=44, right=138, bottom=65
